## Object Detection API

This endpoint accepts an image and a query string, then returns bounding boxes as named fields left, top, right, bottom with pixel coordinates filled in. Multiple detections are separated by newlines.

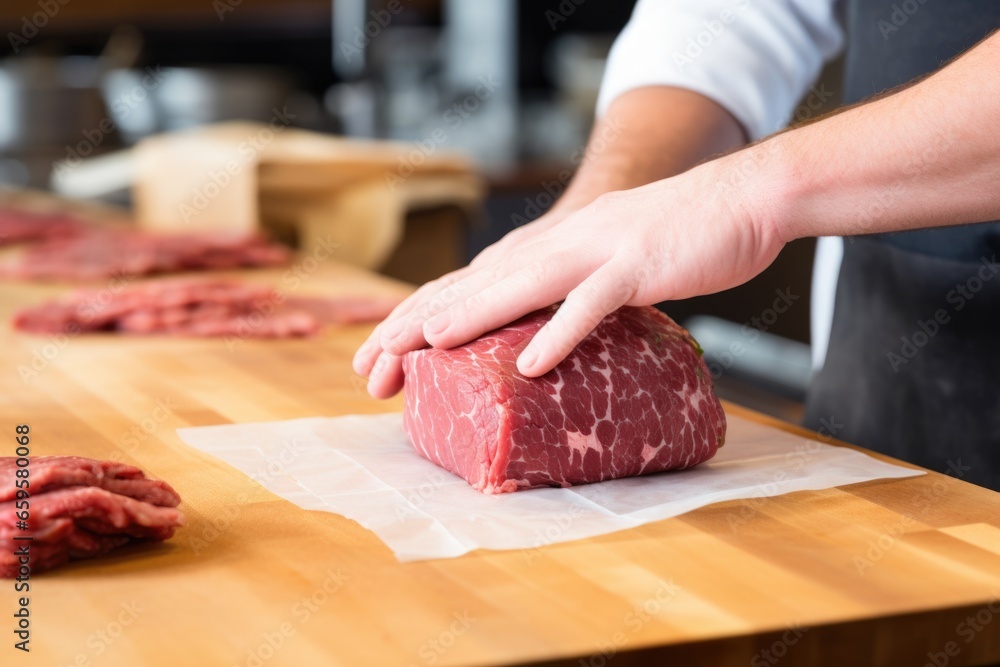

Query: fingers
left=352, top=203, right=629, bottom=397
left=352, top=333, right=385, bottom=377
left=360, top=214, right=579, bottom=375
left=378, top=239, right=564, bottom=356
left=365, top=352, right=405, bottom=399
left=517, top=260, right=635, bottom=377
left=421, top=258, right=585, bottom=350
left=362, top=252, right=573, bottom=398
left=352, top=267, right=473, bottom=377
left=378, top=264, right=504, bottom=355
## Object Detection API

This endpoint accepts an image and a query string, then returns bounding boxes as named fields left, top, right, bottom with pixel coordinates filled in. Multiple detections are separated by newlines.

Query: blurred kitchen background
left=0, top=0, right=840, bottom=420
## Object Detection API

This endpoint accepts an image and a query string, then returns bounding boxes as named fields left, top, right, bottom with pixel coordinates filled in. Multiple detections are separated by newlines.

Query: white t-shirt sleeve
left=597, top=0, right=844, bottom=140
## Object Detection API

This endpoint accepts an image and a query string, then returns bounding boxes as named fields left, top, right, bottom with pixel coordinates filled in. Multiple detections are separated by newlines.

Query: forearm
left=553, top=86, right=748, bottom=215
left=761, top=32, right=1000, bottom=241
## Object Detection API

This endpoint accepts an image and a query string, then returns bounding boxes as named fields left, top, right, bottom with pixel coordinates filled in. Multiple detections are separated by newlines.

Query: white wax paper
left=177, top=412, right=923, bottom=561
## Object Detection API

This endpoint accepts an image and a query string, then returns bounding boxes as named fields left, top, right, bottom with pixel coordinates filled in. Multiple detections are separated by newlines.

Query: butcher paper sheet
left=176, top=412, right=924, bottom=561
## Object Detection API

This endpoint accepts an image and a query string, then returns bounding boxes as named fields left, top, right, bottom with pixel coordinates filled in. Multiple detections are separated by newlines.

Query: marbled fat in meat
left=402, top=306, right=727, bottom=494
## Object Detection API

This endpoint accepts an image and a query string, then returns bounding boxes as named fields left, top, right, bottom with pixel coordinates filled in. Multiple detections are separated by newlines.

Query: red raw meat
left=0, top=228, right=290, bottom=281
left=0, top=456, right=180, bottom=507
left=0, top=487, right=183, bottom=539
left=0, top=207, right=84, bottom=246
left=12, top=277, right=403, bottom=339
left=0, top=457, right=184, bottom=577
left=402, top=306, right=727, bottom=494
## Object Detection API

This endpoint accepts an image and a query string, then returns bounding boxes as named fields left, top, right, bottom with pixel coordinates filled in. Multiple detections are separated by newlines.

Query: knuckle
left=484, top=260, right=507, bottom=283
left=463, top=290, right=490, bottom=315
left=522, top=260, right=550, bottom=287
left=421, top=299, right=443, bottom=318
left=550, top=307, right=589, bottom=350
left=439, top=272, right=464, bottom=289
left=575, top=279, right=606, bottom=307
left=617, top=248, right=655, bottom=302
left=588, top=191, right=625, bottom=216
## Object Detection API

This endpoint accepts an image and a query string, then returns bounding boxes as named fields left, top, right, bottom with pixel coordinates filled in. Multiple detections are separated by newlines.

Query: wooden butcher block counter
left=2, top=261, right=1000, bottom=667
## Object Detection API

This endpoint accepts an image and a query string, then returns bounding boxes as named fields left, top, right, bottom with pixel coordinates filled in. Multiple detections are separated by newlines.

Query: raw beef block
left=0, top=457, right=184, bottom=577
left=403, top=305, right=726, bottom=494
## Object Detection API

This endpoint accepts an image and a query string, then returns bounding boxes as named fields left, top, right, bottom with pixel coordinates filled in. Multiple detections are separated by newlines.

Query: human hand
left=351, top=205, right=578, bottom=398
left=354, top=155, right=785, bottom=398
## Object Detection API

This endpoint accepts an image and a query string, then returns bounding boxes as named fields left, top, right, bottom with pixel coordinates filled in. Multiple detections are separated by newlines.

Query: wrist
left=717, top=135, right=806, bottom=245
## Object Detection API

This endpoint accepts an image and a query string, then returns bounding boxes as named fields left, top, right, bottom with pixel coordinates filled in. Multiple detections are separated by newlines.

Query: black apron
left=803, top=1, right=1000, bottom=490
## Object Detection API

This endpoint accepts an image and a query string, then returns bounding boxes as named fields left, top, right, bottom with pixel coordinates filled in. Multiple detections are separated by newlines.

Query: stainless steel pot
left=101, top=66, right=294, bottom=145
left=0, top=56, right=114, bottom=187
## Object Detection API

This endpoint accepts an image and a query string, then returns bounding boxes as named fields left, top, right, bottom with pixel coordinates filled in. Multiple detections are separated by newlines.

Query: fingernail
left=425, top=312, right=450, bottom=335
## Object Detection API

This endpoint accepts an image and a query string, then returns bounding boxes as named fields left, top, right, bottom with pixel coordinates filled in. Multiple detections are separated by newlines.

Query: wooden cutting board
left=1, top=262, right=999, bottom=667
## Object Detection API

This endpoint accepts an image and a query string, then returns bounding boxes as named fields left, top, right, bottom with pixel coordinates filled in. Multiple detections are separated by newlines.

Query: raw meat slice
left=0, top=228, right=290, bottom=281
left=12, top=277, right=404, bottom=339
left=0, top=207, right=84, bottom=246
left=402, top=305, right=726, bottom=494
left=0, top=456, right=160, bottom=503
left=0, top=487, right=183, bottom=538
left=0, top=457, right=184, bottom=577
left=88, top=478, right=180, bottom=508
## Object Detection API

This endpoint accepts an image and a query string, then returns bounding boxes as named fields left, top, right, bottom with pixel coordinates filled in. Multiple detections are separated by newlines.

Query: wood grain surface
left=1, top=261, right=999, bottom=667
